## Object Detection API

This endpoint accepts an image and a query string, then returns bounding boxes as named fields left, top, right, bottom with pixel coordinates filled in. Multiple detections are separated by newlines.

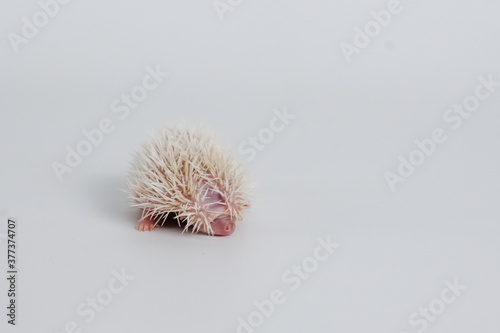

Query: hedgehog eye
left=212, top=213, right=232, bottom=225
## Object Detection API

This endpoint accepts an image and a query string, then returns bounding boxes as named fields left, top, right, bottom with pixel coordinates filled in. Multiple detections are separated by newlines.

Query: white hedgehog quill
left=127, top=124, right=252, bottom=236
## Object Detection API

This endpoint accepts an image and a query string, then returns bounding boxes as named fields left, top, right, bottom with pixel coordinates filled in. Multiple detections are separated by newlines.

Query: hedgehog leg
left=137, top=215, right=156, bottom=232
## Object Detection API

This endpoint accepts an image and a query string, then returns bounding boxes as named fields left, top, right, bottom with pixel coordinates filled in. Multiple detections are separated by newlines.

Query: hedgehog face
left=206, top=213, right=235, bottom=236
left=198, top=199, right=235, bottom=236
left=195, top=186, right=237, bottom=236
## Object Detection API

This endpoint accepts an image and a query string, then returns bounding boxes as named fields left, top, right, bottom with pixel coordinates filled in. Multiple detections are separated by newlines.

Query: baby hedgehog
left=127, top=124, right=251, bottom=236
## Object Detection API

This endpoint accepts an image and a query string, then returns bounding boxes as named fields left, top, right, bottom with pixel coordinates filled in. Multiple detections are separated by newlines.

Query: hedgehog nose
left=212, top=217, right=235, bottom=236
left=222, top=222, right=235, bottom=236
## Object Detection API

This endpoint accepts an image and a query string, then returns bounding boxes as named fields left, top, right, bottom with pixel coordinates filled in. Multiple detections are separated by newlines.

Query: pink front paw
left=137, top=217, right=156, bottom=232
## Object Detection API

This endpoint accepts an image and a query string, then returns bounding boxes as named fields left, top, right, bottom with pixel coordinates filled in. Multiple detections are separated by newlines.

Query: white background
left=1, top=0, right=500, bottom=332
